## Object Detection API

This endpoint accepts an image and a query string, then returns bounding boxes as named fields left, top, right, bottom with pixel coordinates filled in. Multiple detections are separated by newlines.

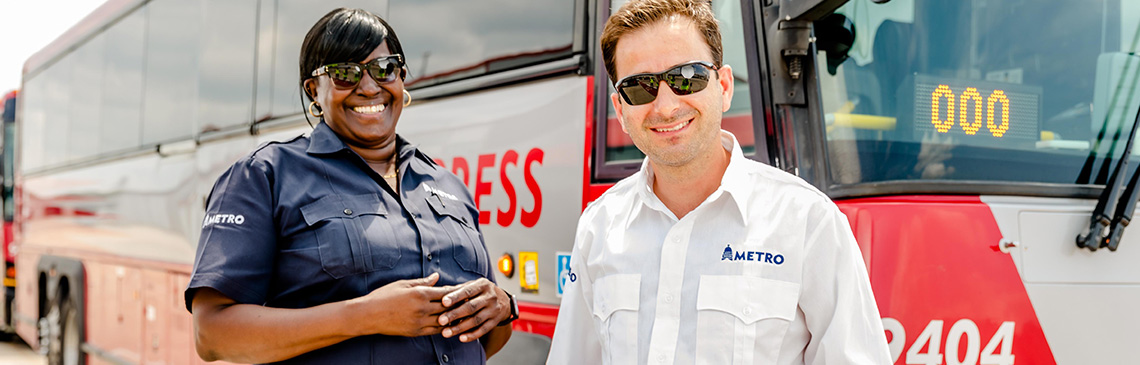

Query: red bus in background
left=10, top=0, right=1140, bottom=364
left=0, top=90, right=16, bottom=337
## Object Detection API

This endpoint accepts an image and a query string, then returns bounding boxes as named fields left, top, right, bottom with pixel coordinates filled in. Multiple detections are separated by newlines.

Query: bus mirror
left=814, top=13, right=855, bottom=76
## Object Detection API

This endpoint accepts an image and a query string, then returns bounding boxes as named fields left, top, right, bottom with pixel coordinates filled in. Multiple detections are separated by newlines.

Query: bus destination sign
left=911, top=74, right=1042, bottom=148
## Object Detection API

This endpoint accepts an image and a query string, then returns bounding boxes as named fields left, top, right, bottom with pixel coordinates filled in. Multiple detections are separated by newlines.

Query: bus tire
left=40, top=290, right=83, bottom=365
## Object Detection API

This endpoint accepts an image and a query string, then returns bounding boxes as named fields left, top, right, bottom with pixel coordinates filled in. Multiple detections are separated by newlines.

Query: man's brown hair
left=600, top=0, right=722, bottom=83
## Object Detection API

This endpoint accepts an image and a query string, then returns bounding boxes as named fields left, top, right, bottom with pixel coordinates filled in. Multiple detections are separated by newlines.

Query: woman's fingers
left=438, top=290, right=490, bottom=326
left=442, top=278, right=489, bottom=307
left=457, top=315, right=501, bottom=342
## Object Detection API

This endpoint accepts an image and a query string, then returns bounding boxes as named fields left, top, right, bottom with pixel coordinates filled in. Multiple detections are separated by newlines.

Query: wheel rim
left=40, top=302, right=62, bottom=363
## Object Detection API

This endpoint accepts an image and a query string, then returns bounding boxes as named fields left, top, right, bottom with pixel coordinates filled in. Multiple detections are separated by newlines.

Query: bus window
left=388, top=0, right=576, bottom=89
left=42, top=54, right=73, bottom=168
left=817, top=0, right=1140, bottom=187
left=100, top=9, right=145, bottom=156
left=601, top=0, right=757, bottom=166
left=142, top=0, right=202, bottom=145
left=69, top=33, right=105, bottom=162
left=198, top=0, right=257, bottom=134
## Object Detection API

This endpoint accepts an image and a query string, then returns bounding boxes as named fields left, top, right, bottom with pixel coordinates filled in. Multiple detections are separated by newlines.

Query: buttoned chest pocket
left=425, top=195, right=487, bottom=275
left=695, top=275, right=799, bottom=365
left=591, top=274, right=640, bottom=365
left=300, top=194, right=400, bottom=279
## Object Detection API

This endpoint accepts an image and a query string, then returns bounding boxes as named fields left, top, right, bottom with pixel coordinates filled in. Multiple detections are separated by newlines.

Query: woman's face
left=305, top=42, right=406, bottom=150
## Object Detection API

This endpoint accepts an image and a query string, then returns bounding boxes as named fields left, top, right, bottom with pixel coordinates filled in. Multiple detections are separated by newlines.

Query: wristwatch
left=498, top=292, right=519, bottom=326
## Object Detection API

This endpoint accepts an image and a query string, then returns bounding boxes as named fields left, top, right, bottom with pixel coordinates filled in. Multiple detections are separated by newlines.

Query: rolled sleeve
left=185, top=156, right=277, bottom=312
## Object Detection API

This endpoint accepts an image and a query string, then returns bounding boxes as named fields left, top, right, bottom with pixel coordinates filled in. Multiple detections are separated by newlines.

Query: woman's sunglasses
left=615, top=61, right=718, bottom=105
left=311, top=55, right=405, bottom=88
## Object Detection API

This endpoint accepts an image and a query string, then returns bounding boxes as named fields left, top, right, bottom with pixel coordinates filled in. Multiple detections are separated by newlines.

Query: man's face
left=610, top=15, right=733, bottom=168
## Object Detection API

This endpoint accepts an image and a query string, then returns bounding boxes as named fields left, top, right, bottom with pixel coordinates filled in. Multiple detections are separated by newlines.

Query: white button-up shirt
left=547, top=131, right=891, bottom=365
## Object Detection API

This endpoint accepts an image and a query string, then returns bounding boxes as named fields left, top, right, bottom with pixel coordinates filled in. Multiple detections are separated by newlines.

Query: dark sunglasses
left=615, top=61, right=718, bottom=105
left=311, top=55, right=405, bottom=88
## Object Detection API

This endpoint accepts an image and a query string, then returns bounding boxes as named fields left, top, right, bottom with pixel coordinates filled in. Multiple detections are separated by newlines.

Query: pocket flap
left=301, top=194, right=386, bottom=225
left=697, top=275, right=799, bottom=324
left=591, top=274, right=640, bottom=320
left=426, top=194, right=473, bottom=226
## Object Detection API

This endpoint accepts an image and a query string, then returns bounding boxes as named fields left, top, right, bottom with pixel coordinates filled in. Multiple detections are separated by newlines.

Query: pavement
left=0, top=338, right=45, bottom=365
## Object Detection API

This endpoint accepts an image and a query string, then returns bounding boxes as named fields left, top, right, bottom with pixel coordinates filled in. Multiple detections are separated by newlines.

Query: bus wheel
left=37, top=296, right=61, bottom=363
left=39, top=294, right=81, bottom=365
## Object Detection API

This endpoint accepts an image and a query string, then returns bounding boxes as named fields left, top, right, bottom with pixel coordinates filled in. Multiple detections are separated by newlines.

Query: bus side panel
left=398, top=75, right=589, bottom=313
left=837, top=196, right=1056, bottom=365
left=141, top=268, right=170, bottom=364
left=13, top=249, right=40, bottom=348
left=982, top=195, right=1140, bottom=364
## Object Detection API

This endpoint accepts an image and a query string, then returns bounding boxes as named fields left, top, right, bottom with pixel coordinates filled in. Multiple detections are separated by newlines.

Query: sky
left=0, top=0, right=108, bottom=93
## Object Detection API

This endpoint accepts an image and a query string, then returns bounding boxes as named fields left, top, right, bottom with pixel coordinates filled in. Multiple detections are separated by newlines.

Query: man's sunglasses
left=311, top=55, right=405, bottom=88
left=614, top=61, right=718, bottom=105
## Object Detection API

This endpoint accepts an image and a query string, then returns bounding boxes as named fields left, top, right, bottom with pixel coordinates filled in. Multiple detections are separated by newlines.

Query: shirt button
left=657, top=354, right=667, bottom=362
left=664, top=294, right=674, bottom=303
left=743, top=306, right=753, bottom=316
left=343, top=208, right=352, bottom=215
left=672, top=236, right=680, bottom=243
left=427, top=253, right=433, bottom=260
left=442, top=354, right=449, bottom=363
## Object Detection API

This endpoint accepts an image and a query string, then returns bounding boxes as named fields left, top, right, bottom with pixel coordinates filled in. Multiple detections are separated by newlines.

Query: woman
left=185, top=8, right=514, bottom=364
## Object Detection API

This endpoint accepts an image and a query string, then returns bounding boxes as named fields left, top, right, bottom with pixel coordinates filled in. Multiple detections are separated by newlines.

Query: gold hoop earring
left=308, top=101, right=323, bottom=118
left=403, top=89, right=412, bottom=107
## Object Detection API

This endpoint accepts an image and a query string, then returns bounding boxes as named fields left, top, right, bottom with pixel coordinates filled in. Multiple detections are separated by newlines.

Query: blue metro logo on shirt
left=721, top=244, right=785, bottom=265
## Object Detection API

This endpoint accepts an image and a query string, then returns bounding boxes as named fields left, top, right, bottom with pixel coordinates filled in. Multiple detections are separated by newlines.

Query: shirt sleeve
left=546, top=219, right=603, bottom=365
left=184, top=156, right=277, bottom=312
left=800, top=204, right=892, bottom=364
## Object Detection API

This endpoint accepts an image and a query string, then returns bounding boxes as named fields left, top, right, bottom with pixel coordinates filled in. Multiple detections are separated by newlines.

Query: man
left=547, top=0, right=891, bottom=364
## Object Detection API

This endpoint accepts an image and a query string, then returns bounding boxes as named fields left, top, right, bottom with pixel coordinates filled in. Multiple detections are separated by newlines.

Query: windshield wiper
left=1078, top=106, right=1140, bottom=251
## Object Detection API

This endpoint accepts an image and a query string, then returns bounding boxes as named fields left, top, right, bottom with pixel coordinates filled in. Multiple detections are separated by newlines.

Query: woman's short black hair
left=299, top=8, right=406, bottom=103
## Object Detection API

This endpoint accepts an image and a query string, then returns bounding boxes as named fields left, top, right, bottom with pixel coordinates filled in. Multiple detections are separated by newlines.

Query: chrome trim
left=827, top=181, right=1103, bottom=200
left=81, top=343, right=135, bottom=365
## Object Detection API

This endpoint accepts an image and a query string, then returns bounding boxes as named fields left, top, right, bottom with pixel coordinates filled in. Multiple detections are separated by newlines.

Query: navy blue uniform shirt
left=185, top=122, right=495, bottom=364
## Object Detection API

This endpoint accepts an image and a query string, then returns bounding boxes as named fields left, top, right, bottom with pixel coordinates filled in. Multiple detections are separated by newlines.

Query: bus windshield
left=817, top=0, right=1140, bottom=189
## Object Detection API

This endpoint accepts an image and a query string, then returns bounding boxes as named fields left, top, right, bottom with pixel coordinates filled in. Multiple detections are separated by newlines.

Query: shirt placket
left=646, top=216, right=695, bottom=364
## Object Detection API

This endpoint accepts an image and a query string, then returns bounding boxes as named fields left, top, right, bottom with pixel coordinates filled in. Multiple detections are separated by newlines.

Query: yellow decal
left=520, top=251, right=539, bottom=293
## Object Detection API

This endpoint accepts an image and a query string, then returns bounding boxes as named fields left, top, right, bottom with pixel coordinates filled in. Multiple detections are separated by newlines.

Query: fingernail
left=443, top=329, right=452, bottom=337
left=439, top=316, right=448, bottom=324
left=460, top=335, right=467, bottom=342
left=443, top=298, right=451, bottom=306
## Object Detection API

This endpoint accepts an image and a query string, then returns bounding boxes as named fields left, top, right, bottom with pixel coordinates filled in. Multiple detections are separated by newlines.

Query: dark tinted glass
left=19, top=78, right=46, bottom=172
left=100, top=10, right=145, bottom=155
left=142, top=0, right=201, bottom=144
left=818, top=0, right=1140, bottom=186
left=198, top=0, right=257, bottom=134
left=43, top=54, right=72, bottom=167
left=388, top=0, right=575, bottom=89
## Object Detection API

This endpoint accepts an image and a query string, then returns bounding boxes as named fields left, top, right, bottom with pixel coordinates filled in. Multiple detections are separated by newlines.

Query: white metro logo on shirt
left=721, top=244, right=785, bottom=265
left=423, top=185, right=460, bottom=202
left=203, top=214, right=245, bottom=227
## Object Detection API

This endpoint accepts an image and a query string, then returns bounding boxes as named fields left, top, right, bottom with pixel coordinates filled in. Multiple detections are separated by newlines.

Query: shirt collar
left=626, top=130, right=751, bottom=228
left=306, top=122, right=350, bottom=155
